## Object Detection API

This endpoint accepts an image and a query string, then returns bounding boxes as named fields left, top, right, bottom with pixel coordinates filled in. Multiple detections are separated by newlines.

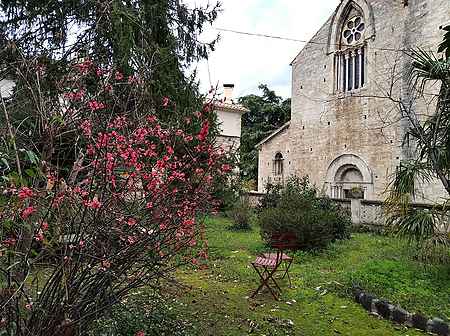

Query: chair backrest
left=270, top=232, right=298, bottom=250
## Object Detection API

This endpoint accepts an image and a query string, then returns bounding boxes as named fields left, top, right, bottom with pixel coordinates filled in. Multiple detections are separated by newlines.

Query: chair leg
left=250, top=264, right=280, bottom=300
left=281, top=259, right=293, bottom=287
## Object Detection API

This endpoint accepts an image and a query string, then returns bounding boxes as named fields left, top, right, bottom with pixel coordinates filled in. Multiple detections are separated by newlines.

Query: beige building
left=214, top=84, right=249, bottom=153
left=257, top=0, right=449, bottom=201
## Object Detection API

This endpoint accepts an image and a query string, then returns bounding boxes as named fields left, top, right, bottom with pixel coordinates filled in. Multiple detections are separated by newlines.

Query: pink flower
left=34, top=231, right=44, bottom=242
left=221, top=164, right=232, bottom=173
left=25, top=303, right=33, bottom=310
left=146, top=115, right=157, bottom=123
left=80, top=119, right=92, bottom=137
left=162, top=97, right=169, bottom=107
left=21, top=206, right=36, bottom=220
left=135, top=331, right=145, bottom=336
left=41, top=222, right=49, bottom=231
left=166, top=146, right=174, bottom=155
left=127, top=218, right=137, bottom=226
left=88, top=100, right=106, bottom=111
left=3, top=238, right=16, bottom=246
left=79, top=240, right=85, bottom=248
left=197, top=120, right=209, bottom=141
left=101, top=260, right=111, bottom=269
left=85, top=198, right=102, bottom=209
left=18, top=187, right=34, bottom=200
left=115, top=71, right=124, bottom=81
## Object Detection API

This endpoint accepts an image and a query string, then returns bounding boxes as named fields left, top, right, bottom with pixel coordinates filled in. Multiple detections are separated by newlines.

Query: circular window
left=342, top=16, right=365, bottom=45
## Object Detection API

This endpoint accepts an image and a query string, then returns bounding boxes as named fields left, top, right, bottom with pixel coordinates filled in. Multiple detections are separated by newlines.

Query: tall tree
left=0, top=0, right=220, bottom=114
left=0, top=0, right=222, bottom=180
left=238, top=84, right=290, bottom=185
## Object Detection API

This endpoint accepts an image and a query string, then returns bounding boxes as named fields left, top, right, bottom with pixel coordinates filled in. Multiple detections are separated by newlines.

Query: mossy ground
left=165, top=216, right=449, bottom=335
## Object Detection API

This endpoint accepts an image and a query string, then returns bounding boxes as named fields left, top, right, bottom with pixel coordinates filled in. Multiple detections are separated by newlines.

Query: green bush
left=258, top=176, right=351, bottom=250
left=227, top=198, right=253, bottom=231
left=256, top=182, right=283, bottom=212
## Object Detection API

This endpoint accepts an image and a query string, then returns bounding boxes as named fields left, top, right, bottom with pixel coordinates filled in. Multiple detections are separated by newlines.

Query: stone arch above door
left=325, top=153, right=374, bottom=199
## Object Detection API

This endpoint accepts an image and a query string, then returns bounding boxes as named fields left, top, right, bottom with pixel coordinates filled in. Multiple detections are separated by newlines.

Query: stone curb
left=353, top=287, right=449, bottom=335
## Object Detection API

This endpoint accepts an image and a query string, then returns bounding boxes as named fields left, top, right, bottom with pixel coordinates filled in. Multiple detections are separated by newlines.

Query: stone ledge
left=353, top=287, right=449, bottom=335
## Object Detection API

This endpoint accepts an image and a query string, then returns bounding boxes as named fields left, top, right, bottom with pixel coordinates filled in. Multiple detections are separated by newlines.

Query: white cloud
left=184, top=0, right=340, bottom=99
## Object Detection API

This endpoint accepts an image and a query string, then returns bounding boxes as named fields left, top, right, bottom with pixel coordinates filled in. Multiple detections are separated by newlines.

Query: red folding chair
left=250, top=232, right=296, bottom=300
left=250, top=250, right=284, bottom=300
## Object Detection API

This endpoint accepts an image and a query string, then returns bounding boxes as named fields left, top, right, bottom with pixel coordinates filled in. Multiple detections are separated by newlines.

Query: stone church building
left=256, top=0, right=449, bottom=201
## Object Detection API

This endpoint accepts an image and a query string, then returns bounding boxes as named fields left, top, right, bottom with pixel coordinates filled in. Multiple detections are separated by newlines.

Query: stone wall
left=257, top=0, right=449, bottom=202
left=244, top=192, right=442, bottom=230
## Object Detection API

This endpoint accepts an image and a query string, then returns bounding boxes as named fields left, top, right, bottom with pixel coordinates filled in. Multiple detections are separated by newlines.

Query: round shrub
left=258, top=176, right=351, bottom=250
left=227, top=198, right=253, bottom=231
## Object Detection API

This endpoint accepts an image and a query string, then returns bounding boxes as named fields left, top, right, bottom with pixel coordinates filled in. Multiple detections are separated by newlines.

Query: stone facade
left=257, top=0, right=449, bottom=201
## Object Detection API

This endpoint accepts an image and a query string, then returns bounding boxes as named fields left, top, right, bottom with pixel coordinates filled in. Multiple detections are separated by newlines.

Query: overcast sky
left=185, top=0, right=340, bottom=99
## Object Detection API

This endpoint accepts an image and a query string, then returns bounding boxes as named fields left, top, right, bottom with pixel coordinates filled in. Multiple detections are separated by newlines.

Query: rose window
left=342, top=16, right=365, bottom=45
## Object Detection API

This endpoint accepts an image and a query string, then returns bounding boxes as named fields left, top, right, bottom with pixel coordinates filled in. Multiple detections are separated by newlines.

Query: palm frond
left=408, top=48, right=450, bottom=92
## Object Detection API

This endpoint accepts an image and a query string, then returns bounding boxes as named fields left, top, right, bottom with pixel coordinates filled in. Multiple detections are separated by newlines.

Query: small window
left=273, top=153, right=284, bottom=176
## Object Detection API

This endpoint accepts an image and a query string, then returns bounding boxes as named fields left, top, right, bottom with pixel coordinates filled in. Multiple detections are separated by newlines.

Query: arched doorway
left=325, top=154, right=373, bottom=199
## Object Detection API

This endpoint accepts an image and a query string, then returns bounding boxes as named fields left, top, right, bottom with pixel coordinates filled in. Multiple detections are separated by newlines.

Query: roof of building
left=255, top=121, right=290, bottom=148
left=212, top=100, right=249, bottom=114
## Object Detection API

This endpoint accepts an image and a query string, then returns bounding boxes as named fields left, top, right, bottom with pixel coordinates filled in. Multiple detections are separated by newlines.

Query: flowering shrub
left=0, top=59, right=233, bottom=335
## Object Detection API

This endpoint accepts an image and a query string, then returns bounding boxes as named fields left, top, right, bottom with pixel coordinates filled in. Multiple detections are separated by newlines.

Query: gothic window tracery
left=334, top=8, right=367, bottom=93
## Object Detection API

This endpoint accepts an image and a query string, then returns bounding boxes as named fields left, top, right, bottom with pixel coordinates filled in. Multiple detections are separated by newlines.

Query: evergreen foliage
left=238, top=84, right=290, bottom=185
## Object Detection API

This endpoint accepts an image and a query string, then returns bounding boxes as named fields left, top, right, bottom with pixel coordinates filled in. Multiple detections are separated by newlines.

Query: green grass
left=96, top=216, right=449, bottom=335
left=162, top=216, right=450, bottom=335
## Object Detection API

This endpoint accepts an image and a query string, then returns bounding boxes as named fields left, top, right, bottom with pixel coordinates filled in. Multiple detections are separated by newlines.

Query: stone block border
left=353, top=287, right=449, bottom=335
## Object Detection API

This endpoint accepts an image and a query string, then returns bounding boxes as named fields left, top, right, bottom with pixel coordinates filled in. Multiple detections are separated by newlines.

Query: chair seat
left=263, top=252, right=292, bottom=261
left=252, top=256, right=277, bottom=268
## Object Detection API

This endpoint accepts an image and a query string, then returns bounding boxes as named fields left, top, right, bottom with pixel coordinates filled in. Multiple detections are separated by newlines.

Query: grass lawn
left=167, top=216, right=450, bottom=336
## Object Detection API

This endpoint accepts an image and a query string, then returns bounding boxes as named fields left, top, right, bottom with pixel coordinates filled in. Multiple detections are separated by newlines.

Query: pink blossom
left=79, top=240, right=85, bottom=248
left=21, top=206, right=36, bottom=220
left=221, top=164, right=232, bottom=173
left=127, top=236, right=136, bottom=244
left=88, top=100, right=106, bottom=111
left=85, top=198, right=102, bottom=209
left=101, top=260, right=111, bottom=269
left=196, top=120, right=209, bottom=141
left=75, top=59, right=92, bottom=73
left=162, top=97, right=169, bottom=107
left=25, top=303, right=33, bottom=310
left=41, top=222, right=49, bottom=231
left=115, top=71, right=124, bottom=81
left=34, top=231, right=44, bottom=242
left=135, top=331, right=145, bottom=336
left=80, top=119, right=92, bottom=137
left=18, top=187, right=34, bottom=200
left=3, top=238, right=16, bottom=246
left=127, top=218, right=137, bottom=226
left=166, top=146, right=174, bottom=155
